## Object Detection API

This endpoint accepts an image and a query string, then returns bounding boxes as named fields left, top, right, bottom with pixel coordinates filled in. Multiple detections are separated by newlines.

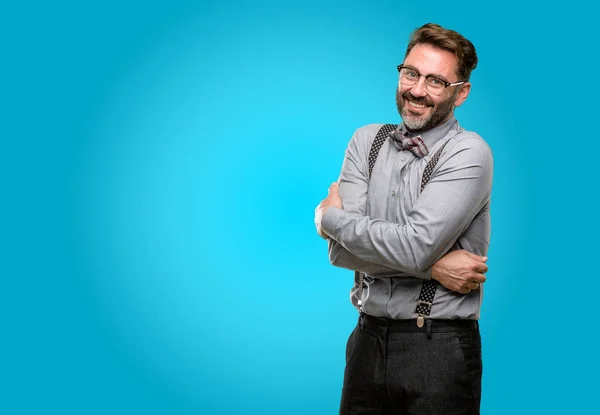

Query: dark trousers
left=340, top=314, right=482, bottom=415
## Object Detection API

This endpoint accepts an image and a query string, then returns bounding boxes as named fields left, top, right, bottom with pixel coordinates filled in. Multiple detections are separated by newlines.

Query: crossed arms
left=315, top=129, right=493, bottom=294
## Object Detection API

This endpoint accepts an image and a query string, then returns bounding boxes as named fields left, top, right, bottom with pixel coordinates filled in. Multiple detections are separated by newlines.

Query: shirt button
left=401, top=157, right=406, bottom=162
left=384, top=290, right=389, bottom=295
left=391, top=191, right=396, bottom=196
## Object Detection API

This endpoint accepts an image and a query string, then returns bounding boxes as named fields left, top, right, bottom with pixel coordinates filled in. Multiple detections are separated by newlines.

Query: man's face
left=396, top=43, right=469, bottom=132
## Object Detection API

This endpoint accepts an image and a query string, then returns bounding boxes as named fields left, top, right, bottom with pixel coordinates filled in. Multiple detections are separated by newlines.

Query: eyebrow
left=403, top=64, right=450, bottom=83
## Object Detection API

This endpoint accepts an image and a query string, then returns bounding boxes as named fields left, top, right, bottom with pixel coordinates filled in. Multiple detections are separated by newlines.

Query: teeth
left=409, top=101, right=427, bottom=108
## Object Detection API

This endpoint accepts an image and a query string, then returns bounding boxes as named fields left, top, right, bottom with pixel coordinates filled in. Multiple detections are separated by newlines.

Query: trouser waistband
left=360, top=313, right=478, bottom=333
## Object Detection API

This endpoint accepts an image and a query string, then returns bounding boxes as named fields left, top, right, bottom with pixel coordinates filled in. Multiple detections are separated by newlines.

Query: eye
left=428, top=77, right=445, bottom=87
left=405, top=69, right=419, bottom=79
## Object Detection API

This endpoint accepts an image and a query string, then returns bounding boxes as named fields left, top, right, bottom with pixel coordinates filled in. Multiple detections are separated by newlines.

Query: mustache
left=402, top=92, right=433, bottom=107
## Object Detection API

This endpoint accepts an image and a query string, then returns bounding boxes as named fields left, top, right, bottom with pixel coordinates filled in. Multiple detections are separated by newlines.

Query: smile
left=408, top=100, right=429, bottom=109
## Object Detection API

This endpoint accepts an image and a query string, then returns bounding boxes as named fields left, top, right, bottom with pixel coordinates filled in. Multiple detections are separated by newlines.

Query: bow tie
left=388, top=129, right=429, bottom=158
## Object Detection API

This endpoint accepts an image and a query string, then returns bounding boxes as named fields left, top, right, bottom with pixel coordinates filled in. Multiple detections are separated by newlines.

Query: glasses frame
left=397, top=65, right=466, bottom=94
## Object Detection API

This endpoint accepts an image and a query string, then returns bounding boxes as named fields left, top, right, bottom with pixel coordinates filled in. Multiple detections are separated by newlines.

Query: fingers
left=463, top=250, right=488, bottom=262
left=328, top=182, right=339, bottom=194
left=443, top=279, right=483, bottom=295
left=464, top=251, right=487, bottom=262
left=463, top=250, right=488, bottom=273
left=315, top=182, right=340, bottom=240
left=458, top=282, right=480, bottom=295
left=461, top=275, right=486, bottom=294
left=470, top=273, right=487, bottom=283
left=454, top=273, right=486, bottom=295
left=475, top=263, right=489, bottom=274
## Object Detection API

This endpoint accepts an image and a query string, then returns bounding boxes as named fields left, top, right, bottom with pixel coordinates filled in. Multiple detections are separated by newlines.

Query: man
left=314, top=23, right=493, bottom=414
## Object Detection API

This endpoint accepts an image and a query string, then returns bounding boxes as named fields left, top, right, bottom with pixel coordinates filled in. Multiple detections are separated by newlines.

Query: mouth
left=407, top=100, right=429, bottom=109
left=401, top=92, right=433, bottom=112
left=405, top=99, right=433, bottom=114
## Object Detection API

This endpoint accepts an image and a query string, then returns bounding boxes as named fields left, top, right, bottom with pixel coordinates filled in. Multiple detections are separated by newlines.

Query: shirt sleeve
left=326, top=126, right=430, bottom=278
left=321, top=134, right=493, bottom=274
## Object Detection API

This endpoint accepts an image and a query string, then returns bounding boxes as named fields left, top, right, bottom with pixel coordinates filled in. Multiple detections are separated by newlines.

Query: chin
left=403, top=115, right=429, bottom=131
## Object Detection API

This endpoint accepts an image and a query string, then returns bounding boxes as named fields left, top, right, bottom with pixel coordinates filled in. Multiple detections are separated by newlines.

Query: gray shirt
left=321, top=116, right=493, bottom=320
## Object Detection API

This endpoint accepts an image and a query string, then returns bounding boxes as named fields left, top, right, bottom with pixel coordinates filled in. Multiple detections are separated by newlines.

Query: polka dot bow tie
left=388, top=129, right=429, bottom=158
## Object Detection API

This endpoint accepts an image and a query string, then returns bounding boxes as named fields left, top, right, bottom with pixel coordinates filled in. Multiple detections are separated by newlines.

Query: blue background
left=3, top=0, right=598, bottom=413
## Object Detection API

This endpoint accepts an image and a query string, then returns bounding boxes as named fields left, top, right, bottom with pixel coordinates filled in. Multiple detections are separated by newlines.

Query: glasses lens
left=425, top=77, right=445, bottom=96
left=399, top=68, right=418, bottom=86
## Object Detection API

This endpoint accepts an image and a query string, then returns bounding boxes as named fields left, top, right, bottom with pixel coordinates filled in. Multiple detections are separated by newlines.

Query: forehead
left=404, top=43, right=458, bottom=78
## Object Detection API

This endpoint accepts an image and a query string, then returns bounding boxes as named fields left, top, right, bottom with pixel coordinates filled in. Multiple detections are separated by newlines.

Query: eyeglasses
left=397, top=65, right=466, bottom=96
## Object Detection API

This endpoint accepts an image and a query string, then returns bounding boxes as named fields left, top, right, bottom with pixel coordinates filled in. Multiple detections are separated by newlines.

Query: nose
left=410, top=76, right=428, bottom=98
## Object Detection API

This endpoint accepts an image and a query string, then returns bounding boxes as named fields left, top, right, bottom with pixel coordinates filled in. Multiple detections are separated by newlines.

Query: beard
left=395, top=87, right=458, bottom=132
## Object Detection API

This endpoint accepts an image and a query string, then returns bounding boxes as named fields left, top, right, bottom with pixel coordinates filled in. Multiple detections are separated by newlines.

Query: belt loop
left=426, top=319, right=432, bottom=340
left=359, top=313, right=364, bottom=330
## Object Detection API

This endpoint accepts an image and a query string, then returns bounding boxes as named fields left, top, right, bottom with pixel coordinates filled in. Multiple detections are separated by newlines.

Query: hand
left=314, top=182, right=343, bottom=239
left=431, top=250, right=488, bottom=294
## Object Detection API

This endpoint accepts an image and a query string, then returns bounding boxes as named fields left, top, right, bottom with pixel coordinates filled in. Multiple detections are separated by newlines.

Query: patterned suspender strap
left=356, top=123, right=397, bottom=313
left=414, top=139, right=450, bottom=328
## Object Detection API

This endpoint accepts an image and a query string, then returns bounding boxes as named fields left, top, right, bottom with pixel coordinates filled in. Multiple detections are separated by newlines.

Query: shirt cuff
left=320, top=207, right=344, bottom=239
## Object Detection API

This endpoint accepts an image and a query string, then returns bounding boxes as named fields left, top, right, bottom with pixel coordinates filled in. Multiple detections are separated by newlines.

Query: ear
left=454, top=82, right=471, bottom=107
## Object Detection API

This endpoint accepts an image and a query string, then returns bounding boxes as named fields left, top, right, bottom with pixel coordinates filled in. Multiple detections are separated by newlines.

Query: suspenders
left=356, top=123, right=396, bottom=312
left=355, top=124, right=450, bottom=325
